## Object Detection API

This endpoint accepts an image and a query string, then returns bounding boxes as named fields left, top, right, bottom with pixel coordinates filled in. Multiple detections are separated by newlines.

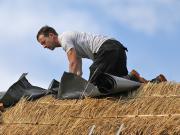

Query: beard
left=49, top=44, right=56, bottom=50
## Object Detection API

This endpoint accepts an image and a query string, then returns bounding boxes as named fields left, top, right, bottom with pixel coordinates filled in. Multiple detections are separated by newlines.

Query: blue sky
left=0, top=0, right=180, bottom=91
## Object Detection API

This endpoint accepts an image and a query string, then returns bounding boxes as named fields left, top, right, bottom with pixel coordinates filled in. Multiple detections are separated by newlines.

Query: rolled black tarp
left=0, top=73, right=47, bottom=108
left=94, top=73, right=141, bottom=94
left=57, top=72, right=141, bottom=99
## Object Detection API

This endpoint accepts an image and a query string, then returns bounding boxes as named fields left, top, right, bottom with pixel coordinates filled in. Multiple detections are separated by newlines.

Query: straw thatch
left=0, top=82, right=180, bottom=135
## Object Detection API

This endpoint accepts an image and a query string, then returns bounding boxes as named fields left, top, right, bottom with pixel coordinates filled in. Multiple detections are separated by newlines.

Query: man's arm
left=67, top=48, right=82, bottom=76
left=77, top=58, right=82, bottom=76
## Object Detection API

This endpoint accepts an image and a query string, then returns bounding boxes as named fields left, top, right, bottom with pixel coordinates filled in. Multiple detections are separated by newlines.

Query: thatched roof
left=0, top=82, right=180, bottom=135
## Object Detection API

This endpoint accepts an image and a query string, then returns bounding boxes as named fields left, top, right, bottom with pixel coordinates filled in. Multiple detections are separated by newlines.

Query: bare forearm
left=69, top=59, right=82, bottom=76
left=67, top=48, right=82, bottom=76
left=77, top=58, right=82, bottom=76
left=69, top=61, right=78, bottom=74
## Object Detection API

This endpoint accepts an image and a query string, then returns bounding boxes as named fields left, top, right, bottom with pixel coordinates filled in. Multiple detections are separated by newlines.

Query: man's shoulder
left=59, top=31, right=78, bottom=40
left=60, top=31, right=80, bottom=36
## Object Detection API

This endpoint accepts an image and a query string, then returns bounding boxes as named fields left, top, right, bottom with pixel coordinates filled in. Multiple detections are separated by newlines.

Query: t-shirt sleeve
left=61, top=33, right=75, bottom=53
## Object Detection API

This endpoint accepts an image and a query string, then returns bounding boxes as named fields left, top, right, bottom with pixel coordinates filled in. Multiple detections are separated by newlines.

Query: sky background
left=0, top=0, right=180, bottom=91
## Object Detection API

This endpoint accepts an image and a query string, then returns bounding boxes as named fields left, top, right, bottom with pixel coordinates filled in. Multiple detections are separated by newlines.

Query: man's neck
left=54, top=35, right=61, bottom=47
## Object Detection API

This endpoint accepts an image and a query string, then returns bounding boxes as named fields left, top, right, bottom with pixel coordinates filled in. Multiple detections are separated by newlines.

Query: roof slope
left=0, top=82, right=180, bottom=135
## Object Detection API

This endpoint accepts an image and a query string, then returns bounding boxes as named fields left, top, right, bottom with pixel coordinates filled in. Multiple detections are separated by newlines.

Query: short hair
left=36, top=25, right=58, bottom=41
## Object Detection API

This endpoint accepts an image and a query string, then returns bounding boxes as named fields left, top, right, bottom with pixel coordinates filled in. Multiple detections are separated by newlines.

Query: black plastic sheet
left=46, top=79, right=60, bottom=98
left=57, top=72, right=141, bottom=99
left=0, top=72, right=141, bottom=108
left=58, top=72, right=100, bottom=99
left=0, top=73, right=47, bottom=107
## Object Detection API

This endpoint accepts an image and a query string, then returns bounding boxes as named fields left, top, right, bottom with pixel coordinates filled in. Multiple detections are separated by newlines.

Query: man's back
left=58, top=31, right=112, bottom=60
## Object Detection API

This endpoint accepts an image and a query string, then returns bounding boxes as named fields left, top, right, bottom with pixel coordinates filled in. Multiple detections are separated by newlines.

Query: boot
left=150, top=74, right=167, bottom=83
left=127, top=69, right=148, bottom=83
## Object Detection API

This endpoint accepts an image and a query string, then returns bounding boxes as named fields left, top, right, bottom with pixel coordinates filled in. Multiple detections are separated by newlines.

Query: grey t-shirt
left=58, top=31, right=113, bottom=60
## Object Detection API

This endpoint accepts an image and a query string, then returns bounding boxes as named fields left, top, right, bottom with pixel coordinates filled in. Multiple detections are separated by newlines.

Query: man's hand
left=67, top=48, right=82, bottom=76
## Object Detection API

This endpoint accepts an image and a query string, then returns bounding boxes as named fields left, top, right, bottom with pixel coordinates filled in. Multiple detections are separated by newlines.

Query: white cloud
left=87, top=0, right=180, bottom=35
left=0, top=0, right=180, bottom=91
left=1, top=0, right=179, bottom=37
left=0, top=1, right=103, bottom=40
left=110, top=5, right=157, bottom=34
left=0, top=1, right=104, bottom=91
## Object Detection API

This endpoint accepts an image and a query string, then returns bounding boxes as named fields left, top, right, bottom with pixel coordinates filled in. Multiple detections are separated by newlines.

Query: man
left=36, top=25, right=166, bottom=84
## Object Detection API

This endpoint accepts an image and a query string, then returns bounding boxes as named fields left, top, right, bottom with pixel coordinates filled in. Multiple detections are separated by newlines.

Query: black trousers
left=89, top=39, right=128, bottom=84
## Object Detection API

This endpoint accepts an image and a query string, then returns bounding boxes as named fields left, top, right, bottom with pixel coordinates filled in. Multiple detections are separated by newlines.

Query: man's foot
left=150, top=74, right=167, bottom=83
left=128, top=70, right=148, bottom=83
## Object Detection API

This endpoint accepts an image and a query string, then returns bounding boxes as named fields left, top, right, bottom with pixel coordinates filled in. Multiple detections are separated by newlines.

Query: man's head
left=37, top=25, right=60, bottom=50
